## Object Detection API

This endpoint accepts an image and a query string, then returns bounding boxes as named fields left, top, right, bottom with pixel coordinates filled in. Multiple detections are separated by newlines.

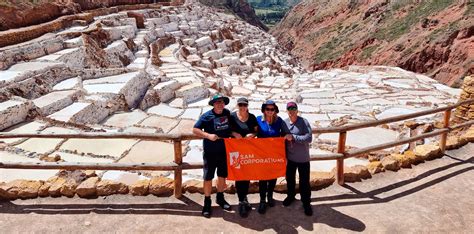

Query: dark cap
left=237, top=97, right=249, bottom=104
left=208, top=93, right=230, bottom=106
left=286, top=101, right=298, bottom=110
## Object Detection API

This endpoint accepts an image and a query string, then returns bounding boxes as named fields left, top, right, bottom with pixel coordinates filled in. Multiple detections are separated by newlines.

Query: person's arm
left=232, top=131, right=243, bottom=139
left=292, top=118, right=312, bottom=143
left=193, top=128, right=218, bottom=141
left=281, top=119, right=293, bottom=141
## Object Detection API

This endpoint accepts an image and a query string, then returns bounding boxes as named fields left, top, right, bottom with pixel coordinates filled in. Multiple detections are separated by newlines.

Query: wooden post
left=409, top=128, right=416, bottom=150
left=337, top=132, right=347, bottom=185
left=173, top=140, right=183, bottom=198
left=439, top=110, right=451, bottom=153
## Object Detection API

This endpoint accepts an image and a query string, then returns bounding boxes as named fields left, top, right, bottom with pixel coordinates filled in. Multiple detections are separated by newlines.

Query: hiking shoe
left=283, top=196, right=295, bottom=207
left=267, top=195, right=275, bottom=207
left=216, top=196, right=232, bottom=211
left=243, top=198, right=252, bottom=211
left=258, top=201, right=267, bottom=214
left=303, top=204, right=313, bottom=216
left=238, top=202, right=249, bottom=218
left=267, top=198, right=275, bottom=207
left=202, top=199, right=212, bottom=218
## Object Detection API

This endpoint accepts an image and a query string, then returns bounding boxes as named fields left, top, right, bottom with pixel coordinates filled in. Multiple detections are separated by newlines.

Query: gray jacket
left=282, top=116, right=312, bottom=163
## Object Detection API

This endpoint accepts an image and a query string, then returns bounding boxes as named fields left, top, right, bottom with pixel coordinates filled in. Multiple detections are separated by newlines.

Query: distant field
left=254, top=7, right=289, bottom=28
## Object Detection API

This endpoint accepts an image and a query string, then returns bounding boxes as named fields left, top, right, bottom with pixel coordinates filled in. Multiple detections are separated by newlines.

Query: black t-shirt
left=230, top=111, right=258, bottom=137
left=194, top=108, right=232, bottom=154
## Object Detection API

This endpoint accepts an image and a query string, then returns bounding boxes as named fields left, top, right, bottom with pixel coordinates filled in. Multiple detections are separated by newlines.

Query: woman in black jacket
left=230, top=97, right=258, bottom=218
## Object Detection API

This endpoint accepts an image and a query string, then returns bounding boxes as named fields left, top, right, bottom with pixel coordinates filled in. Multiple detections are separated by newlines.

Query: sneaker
left=258, top=201, right=267, bottom=214
left=303, top=204, right=313, bottom=216
left=238, top=202, right=249, bottom=218
left=202, top=199, right=211, bottom=218
left=283, top=196, right=295, bottom=207
left=216, top=196, right=232, bottom=211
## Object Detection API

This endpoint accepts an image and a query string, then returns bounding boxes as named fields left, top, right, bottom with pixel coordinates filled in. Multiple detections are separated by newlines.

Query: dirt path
left=1, top=144, right=473, bottom=233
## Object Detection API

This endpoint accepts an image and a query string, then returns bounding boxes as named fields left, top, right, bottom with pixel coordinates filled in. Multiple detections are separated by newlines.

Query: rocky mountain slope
left=272, top=0, right=474, bottom=87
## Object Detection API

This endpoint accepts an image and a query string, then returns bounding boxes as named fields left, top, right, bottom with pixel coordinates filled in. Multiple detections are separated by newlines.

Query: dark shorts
left=203, top=151, right=228, bottom=181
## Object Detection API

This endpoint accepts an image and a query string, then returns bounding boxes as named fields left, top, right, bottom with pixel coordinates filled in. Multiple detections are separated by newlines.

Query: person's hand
left=245, top=133, right=256, bottom=138
left=207, top=134, right=219, bottom=141
left=285, top=134, right=293, bottom=141
left=235, top=134, right=243, bottom=139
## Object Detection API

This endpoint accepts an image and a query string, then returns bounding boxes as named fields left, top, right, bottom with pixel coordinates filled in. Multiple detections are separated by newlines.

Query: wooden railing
left=1, top=98, right=473, bottom=198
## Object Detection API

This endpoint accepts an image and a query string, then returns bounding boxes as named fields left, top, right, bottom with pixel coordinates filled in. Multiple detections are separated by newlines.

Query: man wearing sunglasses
left=281, top=101, right=313, bottom=216
left=193, top=93, right=233, bottom=218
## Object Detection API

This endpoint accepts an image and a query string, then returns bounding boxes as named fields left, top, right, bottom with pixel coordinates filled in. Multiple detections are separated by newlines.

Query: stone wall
left=455, top=76, right=474, bottom=121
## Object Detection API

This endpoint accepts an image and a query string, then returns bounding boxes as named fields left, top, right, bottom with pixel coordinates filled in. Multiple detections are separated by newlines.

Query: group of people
left=192, top=93, right=313, bottom=218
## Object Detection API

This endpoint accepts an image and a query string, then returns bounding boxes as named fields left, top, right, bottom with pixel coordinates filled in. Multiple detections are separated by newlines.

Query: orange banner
left=224, top=137, right=286, bottom=181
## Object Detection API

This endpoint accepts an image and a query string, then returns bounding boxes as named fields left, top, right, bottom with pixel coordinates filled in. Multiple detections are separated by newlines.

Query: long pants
left=235, top=180, right=250, bottom=202
left=259, top=179, right=277, bottom=202
left=286, top=160, right=311, bottom=205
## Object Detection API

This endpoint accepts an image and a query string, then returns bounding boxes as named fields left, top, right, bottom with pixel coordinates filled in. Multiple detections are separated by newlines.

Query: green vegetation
left=247, top=0, right=301, bottom=27
left=314, top=35, right=347, bottom=63
left=375, top=0, right=455, bottom=41
left=254, top=7, right=288, bottom=27
left=466, top=0, right=474, bottom=16
left=313, top=22, right=362, bottom=63
left=427, top=21, right=459, bottom=42
left=359, top=45, right=379, bottom=60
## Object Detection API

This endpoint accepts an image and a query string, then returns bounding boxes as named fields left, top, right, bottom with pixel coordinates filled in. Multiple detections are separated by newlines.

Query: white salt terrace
left=0, top=1, right=462, bottom=183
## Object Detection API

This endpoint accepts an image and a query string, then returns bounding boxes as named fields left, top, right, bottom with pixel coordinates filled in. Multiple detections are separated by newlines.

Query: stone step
left=138, top=79, right=182, bottom=110
left=104, top=40, right=136, bottom=67
left=53, top=77, right=80, bottom=91
left=0, top=99, right=32, bottom=131
left=165, top=71, right=195, bottom=78
left=160, top=67, right=189, bottom=74
left=35, top=47, right=85, bottom=68
left=147, top=103, right=184, bottom=118
left=64, top=37, right=83, bottom=48
left=126, top=57, right=147, bottom=70
left=83, top=72, right=149, bottom=108
left=159, top=64, right=186, bottom=69
left=32, top=90, right=80, bottom=116
left=47, top=102, right=108, bottom=124
left=175, top=83, right=209, bottom=104
left=0, top=61, right=66, bottom=87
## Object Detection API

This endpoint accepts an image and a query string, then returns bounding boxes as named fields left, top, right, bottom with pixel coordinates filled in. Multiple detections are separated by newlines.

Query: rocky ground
left=1, top=143, right=473, bottom=233
left=272, top=0, right=474, bottom=87
left=0, top=0, right=473, bottom=200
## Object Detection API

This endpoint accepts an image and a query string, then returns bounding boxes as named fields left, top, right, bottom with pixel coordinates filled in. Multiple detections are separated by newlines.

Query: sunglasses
left=287, top=107, right=298, bottom=111
left=265, top=108, right=275, bottom=111
left=238, top=103, right=248, bottom=107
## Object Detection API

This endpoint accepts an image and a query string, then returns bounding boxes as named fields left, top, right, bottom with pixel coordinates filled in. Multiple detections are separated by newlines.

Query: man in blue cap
left=193, top=93, right=232, bottom=218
